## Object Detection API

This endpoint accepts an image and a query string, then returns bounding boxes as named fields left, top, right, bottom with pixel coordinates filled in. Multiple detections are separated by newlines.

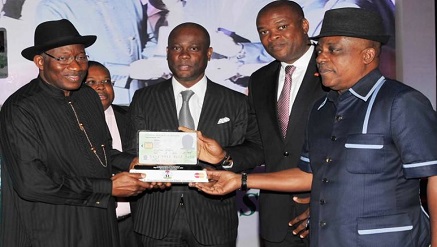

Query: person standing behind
left=125, top=22, right=264, bottom=247
left=193, top=1, right=327, bottom=246
left=84, top=61, right=141, bottom=247
left=0, top=19, right=150, bottom=247
left=250, top=2, right=327, bottom=246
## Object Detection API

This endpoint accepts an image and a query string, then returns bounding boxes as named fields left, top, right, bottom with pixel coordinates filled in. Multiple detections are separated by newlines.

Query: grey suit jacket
left=246, top=50, right=328, bottom=242
left=125, top=78, right=263, bottom=245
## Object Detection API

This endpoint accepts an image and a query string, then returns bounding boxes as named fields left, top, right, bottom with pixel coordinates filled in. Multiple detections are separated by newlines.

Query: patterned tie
left=277, top=65, right=296, bottom=138
left=179, top=90, right=195, bottom=129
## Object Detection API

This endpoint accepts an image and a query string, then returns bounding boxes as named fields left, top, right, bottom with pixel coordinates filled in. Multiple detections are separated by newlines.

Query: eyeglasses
left=43, top=52, right=89, bottom=65
left=84, top=79, right=113, bottom=87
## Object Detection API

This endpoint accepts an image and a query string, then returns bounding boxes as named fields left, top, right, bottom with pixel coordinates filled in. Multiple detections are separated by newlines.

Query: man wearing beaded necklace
left=0, top=19, right=151, bottom=247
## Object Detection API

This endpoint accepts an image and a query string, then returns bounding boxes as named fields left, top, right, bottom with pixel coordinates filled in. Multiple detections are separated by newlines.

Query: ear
left=302, top=18, right=310, bottom=35
left=207, top=47, right=213, bottom=61
left=362, top=48, right=376, bottom=65
left=34, top=55, right=45, bottom=70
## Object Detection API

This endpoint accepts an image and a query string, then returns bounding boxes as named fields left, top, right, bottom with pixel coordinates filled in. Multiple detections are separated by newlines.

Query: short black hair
left=257, top=0, right=305, bottom=21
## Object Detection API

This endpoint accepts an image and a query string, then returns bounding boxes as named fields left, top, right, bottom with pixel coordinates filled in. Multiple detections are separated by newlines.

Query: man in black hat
left=192, top=7, right=437, bottom=247
left=0, top=19, right=152, bottom=247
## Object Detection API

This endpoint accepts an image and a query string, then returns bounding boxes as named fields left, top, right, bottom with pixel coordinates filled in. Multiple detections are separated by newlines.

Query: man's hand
left=289, top=196, right=310, bottom=239
left=129, top=157, right=139, bottom=170
left=111, top=172, right=171, bottom=197
left=189, top=170, right=241, bottom=195
left=178, top=126, right=226, bottom=165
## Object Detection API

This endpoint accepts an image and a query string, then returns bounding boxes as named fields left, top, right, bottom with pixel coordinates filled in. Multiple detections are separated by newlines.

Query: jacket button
left=335, top=115, right=343, bottom=121
left=330, top=136, right=337, bottom=141
left=325, top=157, right=332, bottom=163
left=320, top=199, right=326, bottom=205
left=319, top=221, right=327, bottom=227
left=322, top=178, right=329, bottom=183
left=283, top=152, right=289, bottom=156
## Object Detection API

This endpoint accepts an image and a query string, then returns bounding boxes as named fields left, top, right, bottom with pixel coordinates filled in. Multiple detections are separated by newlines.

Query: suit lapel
left=285, top=50, right=322, bottom=142
left=112, top=105, right=128, bottom=142
left=157, top=80, right=179, bottom=130
left=259, top=62, right=284, bottom=140
left=197, top=80, right=224, bottom=132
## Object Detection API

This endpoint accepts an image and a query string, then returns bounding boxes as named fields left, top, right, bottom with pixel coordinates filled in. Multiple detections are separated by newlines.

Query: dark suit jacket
left=124, top=78, right=263, bottom=245
left=246, top=50, right=328, bottom=242
left=112, top=105, right=129, bottom=145
left=110, top=104, right=129, bottom=173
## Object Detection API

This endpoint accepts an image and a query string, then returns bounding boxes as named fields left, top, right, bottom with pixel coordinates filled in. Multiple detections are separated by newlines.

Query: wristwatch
left=218, top=152, right=233, bottom=169
left=241, top=172, right=248, bottom=191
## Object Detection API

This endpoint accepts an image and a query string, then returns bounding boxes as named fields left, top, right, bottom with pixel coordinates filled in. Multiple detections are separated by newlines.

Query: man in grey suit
left=125, top=22, right=263, bottom=247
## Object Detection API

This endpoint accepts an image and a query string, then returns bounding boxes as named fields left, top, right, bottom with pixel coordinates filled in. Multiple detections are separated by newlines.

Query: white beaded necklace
left=68, top=101, right=108, bottom=167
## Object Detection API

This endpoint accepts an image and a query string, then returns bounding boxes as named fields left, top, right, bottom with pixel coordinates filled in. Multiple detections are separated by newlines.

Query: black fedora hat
left=310, top=8, right=390, bottom=44
left=22, top=19, right=97, bottom=61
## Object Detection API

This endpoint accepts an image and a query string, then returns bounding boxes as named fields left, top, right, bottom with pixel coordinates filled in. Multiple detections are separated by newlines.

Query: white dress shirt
left=277, top=45, right=315, bottom=115
left=105, top=106, right=131, bottom=217
left=172, top=75, right=207, bottom=130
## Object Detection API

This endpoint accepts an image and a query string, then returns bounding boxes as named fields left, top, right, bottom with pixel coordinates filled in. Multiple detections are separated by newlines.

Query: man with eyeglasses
left=0, top=19, right=153, bottom=247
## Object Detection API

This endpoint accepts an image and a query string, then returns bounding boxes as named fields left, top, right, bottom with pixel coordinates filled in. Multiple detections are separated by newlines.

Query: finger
left=178, top=126, right=195, bottom=132
left=289, top=212, right=308, bottom=226
left=299, top=229, right=309, bottom=239
left=124, top=172, right=146, bottom=179
left=291, top=221, right=307, bottom=234
left=293, top=196, right=310, bottom=204
left=289, top=218, right=302, bottom=226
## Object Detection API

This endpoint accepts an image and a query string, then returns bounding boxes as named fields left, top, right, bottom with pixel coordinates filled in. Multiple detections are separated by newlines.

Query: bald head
left=168, top=22, right=210, bottom=48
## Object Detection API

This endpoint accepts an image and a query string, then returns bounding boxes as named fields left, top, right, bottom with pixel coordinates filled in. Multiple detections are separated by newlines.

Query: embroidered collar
left=348, top=70, right=384, bottom=101
left=318, top=70, right=385, bottom=110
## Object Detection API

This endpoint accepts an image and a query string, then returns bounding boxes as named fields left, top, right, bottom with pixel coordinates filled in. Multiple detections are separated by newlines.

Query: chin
left=65, top=83, right=82, bottom=91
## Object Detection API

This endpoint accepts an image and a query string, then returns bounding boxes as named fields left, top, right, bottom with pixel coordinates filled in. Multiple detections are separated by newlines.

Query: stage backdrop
left=0, top=1, right=396, bottom=246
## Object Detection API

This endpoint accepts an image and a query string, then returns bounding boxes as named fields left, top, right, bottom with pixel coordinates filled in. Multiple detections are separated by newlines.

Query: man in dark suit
left=85, top=61, right=141, bottom=247
left=249, top=2, right=327, bottom=246
left=194, top=1, right=327, bottom=246
left=125, top=22, right=263, bottom=247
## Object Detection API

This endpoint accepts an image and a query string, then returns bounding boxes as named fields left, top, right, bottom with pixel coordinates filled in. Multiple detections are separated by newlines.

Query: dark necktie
left=179, top=90, right=195, bottom=129
left=277, top=65, right=296, bottom=138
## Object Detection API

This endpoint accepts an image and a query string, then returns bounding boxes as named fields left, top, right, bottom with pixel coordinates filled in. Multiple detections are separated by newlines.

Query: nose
left=66, top=58, right=82, bottom=70
left=179, top=49, right=190, bottom=59
left=95, top=81, right=105, bottom=90
left=267, top=30, right=280, bottom=42
left=316, top=51, right=327, bottom=64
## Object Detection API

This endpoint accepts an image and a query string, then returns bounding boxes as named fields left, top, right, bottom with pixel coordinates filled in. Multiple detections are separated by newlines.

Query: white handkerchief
left=217, top=117, right=230, bottom=124
left=116, top=201, right=131, bottom=217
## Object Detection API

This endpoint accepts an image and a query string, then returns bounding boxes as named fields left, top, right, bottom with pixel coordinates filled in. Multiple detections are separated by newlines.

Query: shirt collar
left=348, top=69, right=384, bottom=101
left=319, top=69, right=384, bottom=110
left=280, top=45, right=314, bottom=71
left=105, top=105, right=114, bottom=116
left=172, top=75, right=207, bottom=99
left=38, top=76, right=84, bottom=100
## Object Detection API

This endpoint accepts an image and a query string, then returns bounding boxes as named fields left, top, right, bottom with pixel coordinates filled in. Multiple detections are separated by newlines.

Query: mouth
left=98, top=93, right=108, bottom=100
left=317, top=65, right=334, bottom=75
left=65, top=74, right=83, bottom=82
left=268, top=42, right=286, bottom=51
left=177, top=64, right=192, bottom=71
